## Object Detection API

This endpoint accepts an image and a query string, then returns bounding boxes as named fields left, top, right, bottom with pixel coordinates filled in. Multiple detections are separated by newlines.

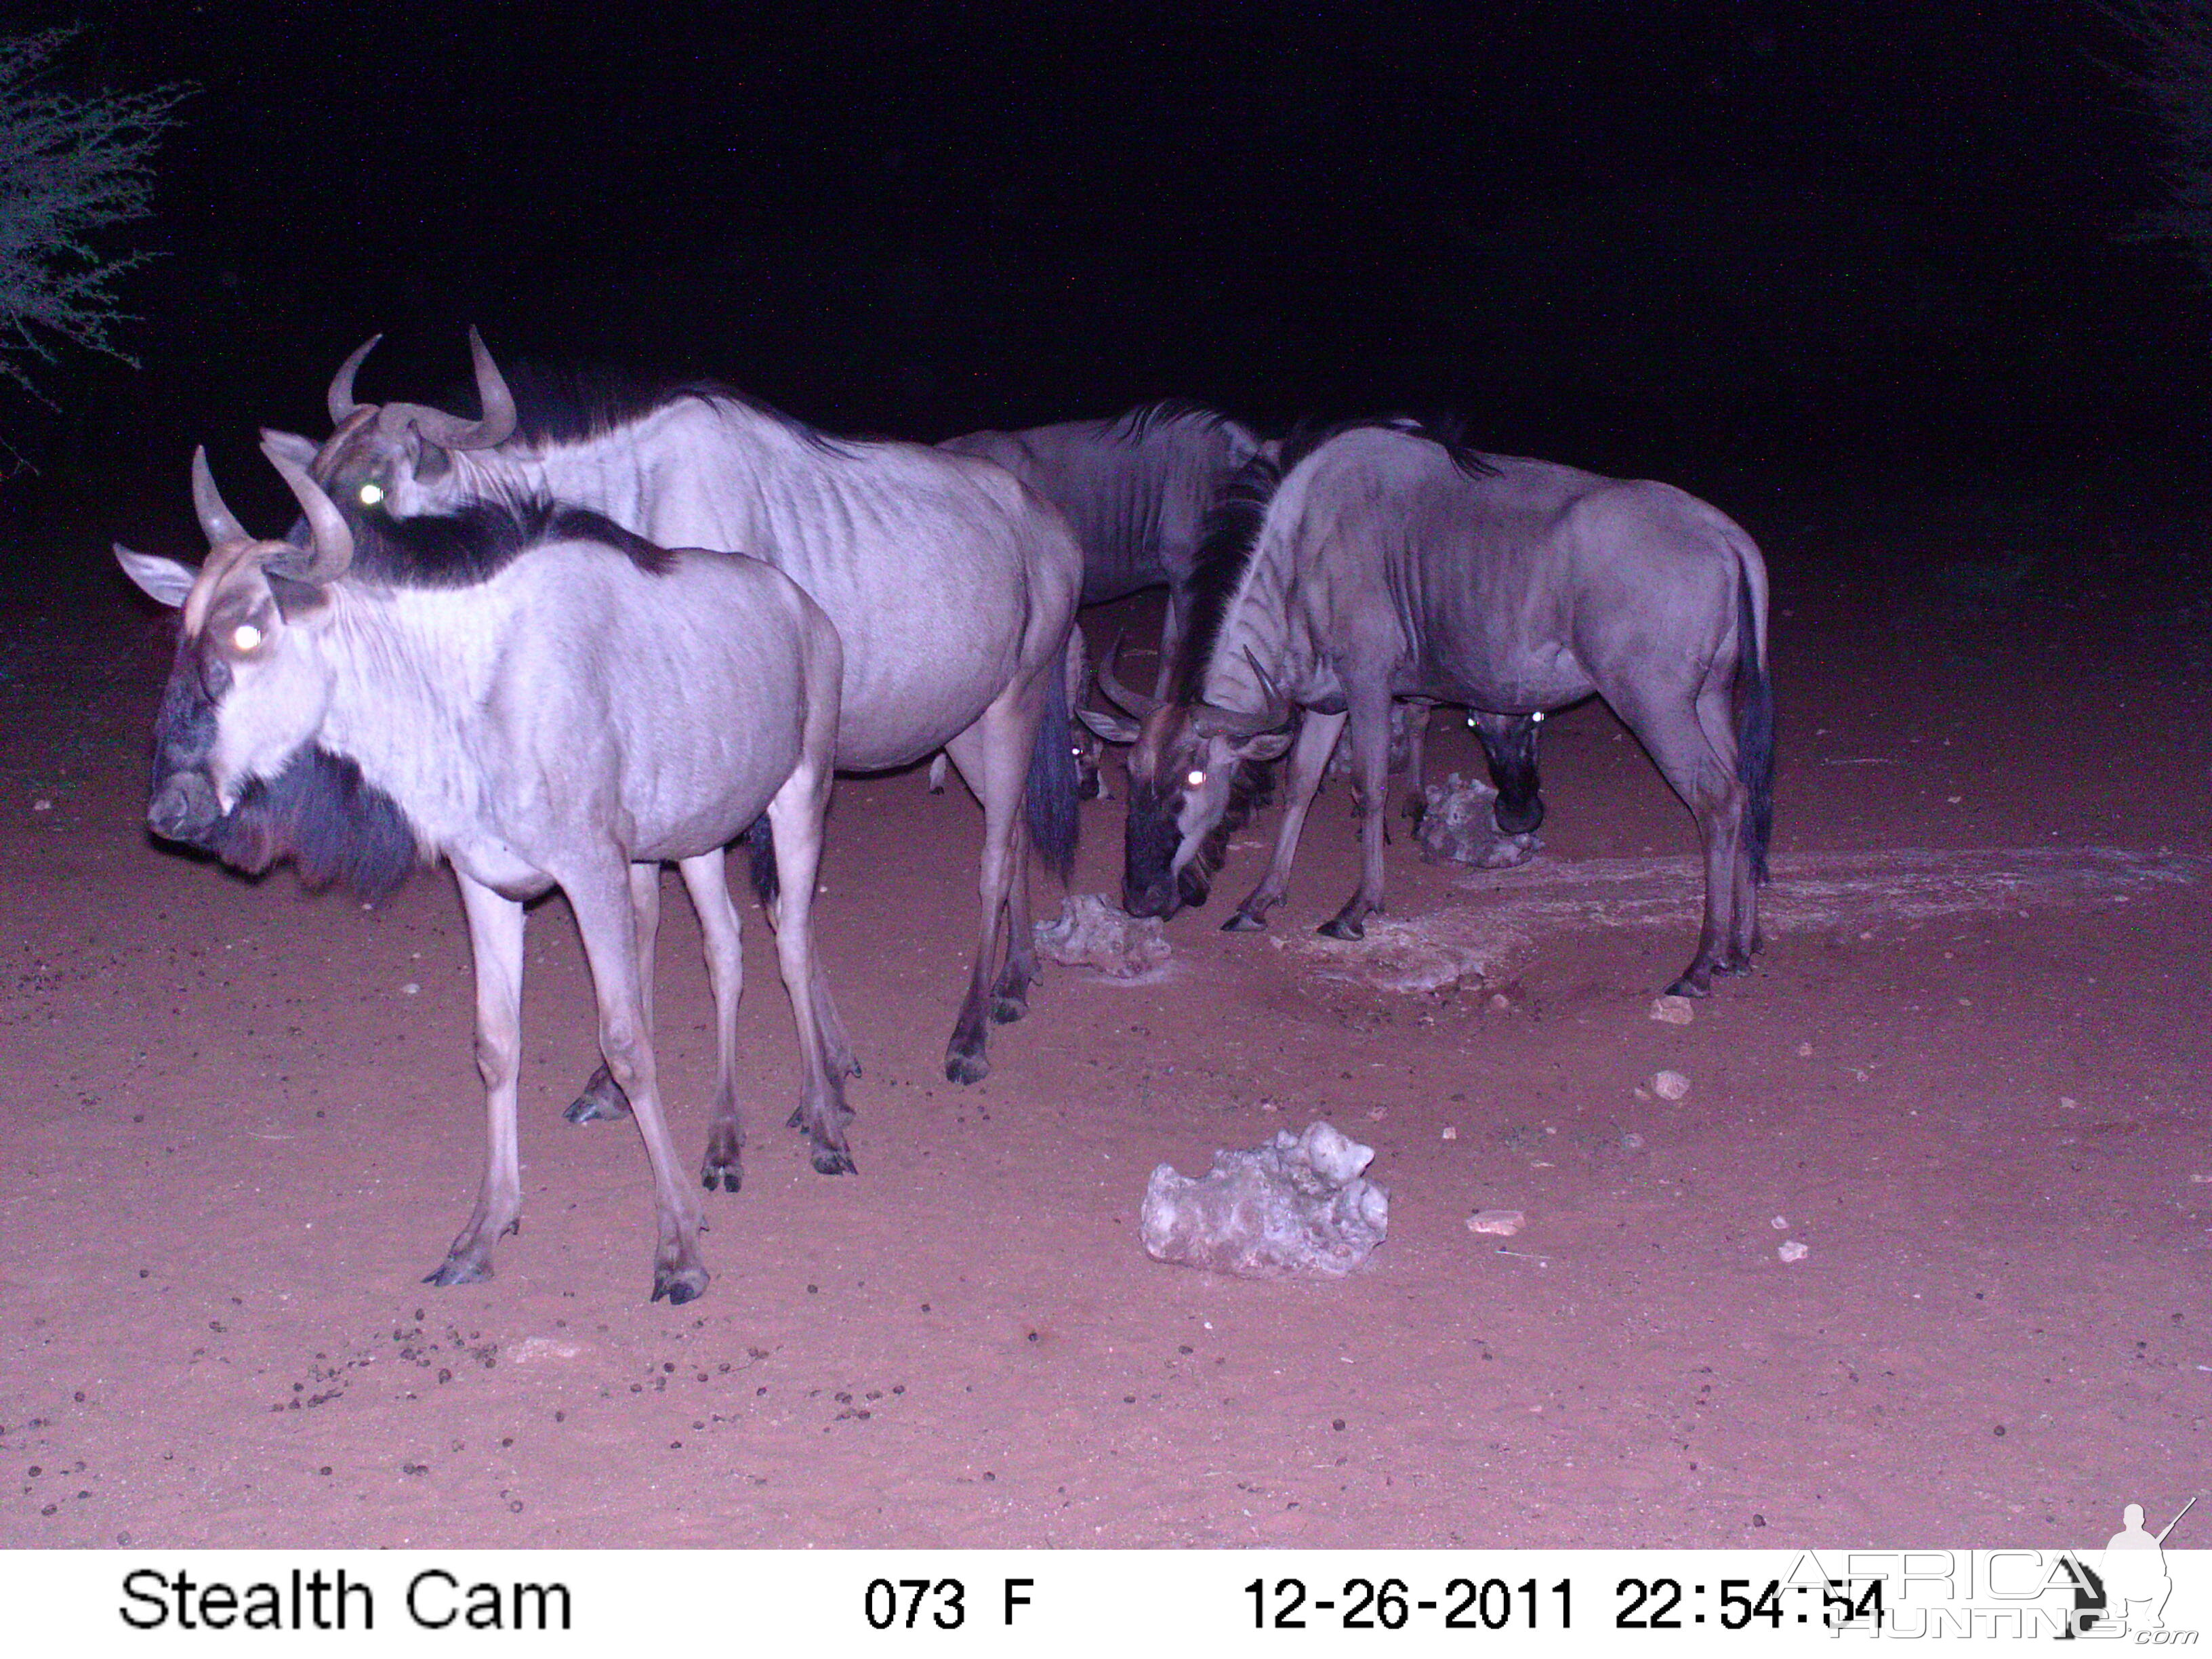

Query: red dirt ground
left=2, top=470, right=2205, bottom=1548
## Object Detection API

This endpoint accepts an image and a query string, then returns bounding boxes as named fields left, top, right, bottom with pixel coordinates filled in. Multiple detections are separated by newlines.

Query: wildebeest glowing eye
left=231, top=623, right=264, bottom=652
left=1185, top=769, right=1206, bottom=788
left=358, top=482, right=384, bottom=507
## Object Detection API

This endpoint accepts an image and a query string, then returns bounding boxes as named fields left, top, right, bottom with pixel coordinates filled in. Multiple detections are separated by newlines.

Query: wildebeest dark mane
left=338, top=493, right=679, bottom=589
left=473, top=358, right=853, bottom=456
left=1172, top=416, right=1494, bottom=703
left=1105, top=400, right=1236, bottom=445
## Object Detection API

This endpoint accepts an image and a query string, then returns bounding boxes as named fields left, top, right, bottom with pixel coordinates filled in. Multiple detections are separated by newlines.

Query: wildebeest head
left=262, top=327, right=518, bottom=519
left=113, top=434, right=416, bottom=893
left=1080, top=640, right=1293, bottom=918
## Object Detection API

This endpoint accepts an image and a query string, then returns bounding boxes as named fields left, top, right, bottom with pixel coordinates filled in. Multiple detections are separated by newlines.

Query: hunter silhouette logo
left=2091, top=1497, right=2195, bottom=1636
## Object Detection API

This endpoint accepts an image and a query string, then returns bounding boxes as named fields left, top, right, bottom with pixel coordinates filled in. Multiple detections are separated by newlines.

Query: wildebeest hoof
left=699, top=1151, right=742, bottom=1193
left=563, top=1066, right=632, bottom=1125
left=424, top=1256, right=491, bottom=1287
left=945, top=1050, right=989, bottom=1086
left=652, top=1265, right=710, bottom=1305
left=811, top=1144, right=857, bottom=1176
left=1222, top=910, right=1267, bottom=933
left=990, top=992, right=1027, bottom=1024
left=1664, top=973, right=1713, bottom=998
left=1318, top=914, right=1366, bottom=941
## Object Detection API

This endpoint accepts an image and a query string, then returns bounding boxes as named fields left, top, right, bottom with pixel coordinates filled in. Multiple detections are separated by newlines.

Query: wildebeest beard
left=146, top=640, right=420, bottom=899
left=1122, top=754, right=1277, bottom=916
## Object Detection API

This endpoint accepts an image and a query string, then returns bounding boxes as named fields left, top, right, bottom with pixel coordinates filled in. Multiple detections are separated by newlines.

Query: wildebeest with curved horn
left=922, top=403, right=1266, bottom=800
left=940, top=403, right=1267, bottom=693
left=270, top=329, right=1082, bottom=1085
left=115, top=432, right=849, bottom=1303
left=1084, top=418, right=1774, bottom=998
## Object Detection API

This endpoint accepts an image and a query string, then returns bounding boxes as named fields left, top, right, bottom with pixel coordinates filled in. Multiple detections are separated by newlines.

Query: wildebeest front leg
left=563, top=862, right=663, bottom=1125
left=1226, top=708, right=1345, bottom=931
left=566, top=865, right=709, bottom=1304
left=677, top=851, right=747, bottom=1193
left=1473, top=712, right=1546, bottom=834
left=426, top=874, right=527, bottom=1287
left=1320, top=690, right=1394, bottom=941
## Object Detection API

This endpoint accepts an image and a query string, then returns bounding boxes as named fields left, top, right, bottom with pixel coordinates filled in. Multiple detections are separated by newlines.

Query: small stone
left=1795, top=1041, right=1814, bottom=1059
left=1258, top=1097, right=1279, bottom=1114
left=32, top=799, right=52, bottom=813
left=1488, top=993, right=1511, bottom=1012
left=401, top=983, right=420, bottom=996
left=1777, top=1240, right=1809, bottom=1263
left=1621, top=1132, right=1645, bottom=1150
left=1649, top=996, right=1694, bottom=1025
left=2060, top=1097, right=2079, bottom=1110
left=1365, top=1107, right=1387, bottom=1122
left=1770, top=1215, right=1788, bottom=1230
left=1466, top=1208, right=1525, bottom=1237
left=1441, top=1126, right=1458, bottom=1141
left=1652, top=1069, right=1691, bottom=1102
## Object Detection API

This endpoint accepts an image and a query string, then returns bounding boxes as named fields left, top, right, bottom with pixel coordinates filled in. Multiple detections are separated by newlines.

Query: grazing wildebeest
left=1085, top=418, right=1774, bottom=997
left=269, top=330, right=1082, bottom=1084
left=939, top=402, right=1267, bottom=695
left=116, top=434, right=849, bottom=1303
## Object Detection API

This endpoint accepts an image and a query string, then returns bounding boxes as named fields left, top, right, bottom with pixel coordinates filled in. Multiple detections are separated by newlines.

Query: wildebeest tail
left=1026, top=648, right=1081, bottom=884
left=746, top=814, right=779, bottom=907
left=1734, top=560, right=1775, bottom=885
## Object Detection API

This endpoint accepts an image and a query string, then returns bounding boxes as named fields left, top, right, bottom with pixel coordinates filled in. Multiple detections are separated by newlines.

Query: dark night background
left=4, top=0, right=2207, bottom=553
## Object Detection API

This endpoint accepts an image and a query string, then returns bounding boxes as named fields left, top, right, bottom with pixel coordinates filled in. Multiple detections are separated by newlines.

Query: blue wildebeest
left=930, top=404, right=1266, bottom=800
left=939, top=403, right=1266, bottom=693
left=1085, top=418, right=1774, bottom=998
left=270, top=331, right=1082, bottom=1085
left=116, top=432, right=848, bottom=1303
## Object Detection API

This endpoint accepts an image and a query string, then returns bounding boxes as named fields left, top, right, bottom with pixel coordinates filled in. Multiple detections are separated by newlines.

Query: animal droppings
left=1653, top=1069, right=1692, bottom=1101
left=1033, top=894, right=1170, bottom=979
left=1140, top=1121, right=1389, bottom=1278
left=1650, top=995, right=1695, bottom=1025
left=1465, top=1208, right=1525, bottom=1237
left=1416, top=773, right=1544, bottom=870
left=1777, top=1240, right=1810, bottom=1263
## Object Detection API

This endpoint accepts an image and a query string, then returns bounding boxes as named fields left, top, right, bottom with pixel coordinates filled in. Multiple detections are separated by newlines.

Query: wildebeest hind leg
left=677, top=851, right=749, bottom=1193
left=942, top=707, right=1031, bottom=1084
left=1228, top=708, right=1344, bottom=930
left=764, top=762, right=855, bottom=1174
left=426, top=875, right=527, bottom=1288
left=563, top=863, right=661, bottom=1125
left=1618, top=692, right=1745, bottom=997
left=991, top=815, right=1036, bottom=1023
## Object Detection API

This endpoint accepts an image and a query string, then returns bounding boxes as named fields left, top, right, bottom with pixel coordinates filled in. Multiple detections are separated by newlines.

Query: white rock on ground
left=1653, top=1069, right=1692, bottom=1101
left=1140, top=1121, right=1389, bottom=1277
left=1650, top=995, right=1695, bottom=1025
left=1033, top=893, right=1170, bottom=979
left=1415, top=773, right=1544, bottom=870
left=1465, top=1208, right=1525, bottom=1237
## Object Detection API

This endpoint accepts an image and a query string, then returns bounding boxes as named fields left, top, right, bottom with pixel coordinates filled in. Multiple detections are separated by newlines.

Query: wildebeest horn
left=190, top=447, right=246, bottom=548
left=261, top=437, right=354, bottom=583
left=1095, top=632, right=1162, bottom=719
left=1191, top=648, right=1294, bottom=739
left=386, top=325, right=517, bottom=451
left=327, top=334, right=382, bottom=426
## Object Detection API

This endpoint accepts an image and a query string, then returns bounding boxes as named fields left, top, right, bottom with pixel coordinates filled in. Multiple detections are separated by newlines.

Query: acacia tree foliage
left=0, top=26, right=184, bottom=402
left=2123, top=0, right=2212, bottom=282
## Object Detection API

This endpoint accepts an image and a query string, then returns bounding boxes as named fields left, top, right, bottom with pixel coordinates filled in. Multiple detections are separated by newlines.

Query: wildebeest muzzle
left=148, top=771, right=222, bottom=846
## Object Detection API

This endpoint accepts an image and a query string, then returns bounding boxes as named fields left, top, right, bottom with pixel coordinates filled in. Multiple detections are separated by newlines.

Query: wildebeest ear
left=114, top=544, right=197, bottom=609
left=1232, top=729, right=1296, bottom=764
left=409, top=431, right=453, bottom=483
left=260, top=429, right=319, bottom=473
left=266, top=572, right=329, bottom=620
left=1077, top=707, right=1141, bottom=745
